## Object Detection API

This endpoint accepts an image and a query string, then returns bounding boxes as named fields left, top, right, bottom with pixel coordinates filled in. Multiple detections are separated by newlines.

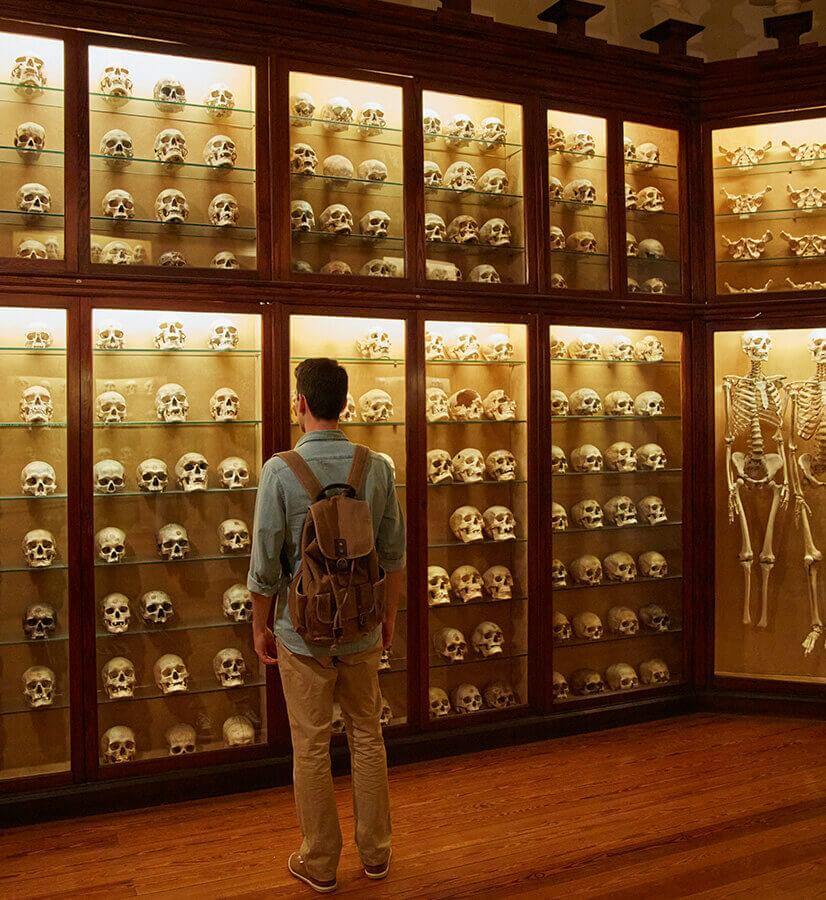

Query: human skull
left=360, top=210, right=390, bottom=238
left=551, top=502, right=569, bottom=532
left=100, top=593, right=130, bottom=634
left=451, top=565, right=484, bottom=602
left=483, top=390, right=516, bottom=421
left=476, top=116, right=506, bottom=149
left=101, top=189, right=134, bottom=220
left=22, top=602, right=56, bottom=640
left=444, top=161, right=477, bottom=192
left=623, top=135, right=636, bottom=160
left=607, top=605, right=640, bottom=636
left=551, top=446, right=568, bottom=474
left=429, top=688, right=451, bottom=718
left=140, top=590, right=174, bottom=626
left=320, top=97, right=354, bottom=131
left=477, top=167, right=509, bottom=194
left=101, top=725, right=136, bottom=764
left=360, top=259, right=394, bottom=277
left=483, top=505, right=516, bottom=541
left=17, top=239, right=48, bottom=260
left=646, top=279, right=668, bottom=299
left=571, top=499, right=604, bottom=530
left=472, top=621, right=504, bottom=657
left=573, top=610, right=603, bottom=639
left=202, top=81, right=234, bottom=119
left=153, top=77, right=185, bottom=110
left=290, top=142, right=317, bottom=176
left=604, top=390, right=635, bottom=416
left=640, top=658, right=671, bottom=685
left=209, top=193, right=239, bottom=227
left=427, top=566, right=451, bottom=606
left=94, top=458, right=126, bottom=494
left=95, top=526, right=125, bottom=564
left=562, top=178, right=597, bottom=205
left=378, top=694, right=393, bottom=727
left=212, top=250, right=240, bottom=269
left=565, top=131, right=596, bottom=157
left=632, top=141, right=660, bottom=171
left=449, top=506, right=484, bottom=543
left=549, top=333, right=567, bottom=359
left=15, top=121, right=46, bottom=156
left=568, top=333, right=601, bottom=360
left=639, top=550, right=668, bottom=579
left=17, top=182, right=50, bottom=215
left=606, top=663, right=639, bottom=691
left=547, top=124, right=565, bottom=151
left=358, top=100, right=386, bottom=135
left=290, top=200, right=315, bottom=231
left=159, top=251, right=186, bottom=267
left=11, top=55, right=46, bottom=97
left=447, top=215, right=479, bottom=244
left=625, top=232, right=639, bottom=257
left=604, top=551, right=637, bottom=583
left=165, top=723, right=197, bottom=757
left=319, top=203, right=353, bottom=234
left=95, top=390, right=126, bottom=424
left=569, top=388, right=603, bottom=417
left=425, top=213, right=446, bottom=242
left=603, top=334, right=634, bottom=361
left=426, top=387, right=450, bottom=422
left=551, top=559, right=568, bottom=587
left=204, top=134, right=237, bottom=168
left=323, top=154, right=355, bottom=180
left=639, top=603, right=671, bottom=632
left=422, top=106, right=442, bottom=140
left=153, top=128, right=187, bottom=164
left=22, top=665, right=55, bottom=708
left=101, top=657, right=135, bottom=700
left=172, top=451, right=206, bottom=491
left=100, top=241, right=133, bottom=265
left=636, top=186, right=666, bottom=212
left=204, top=318, right=239, bottom=353
left=604, top=495, right=638, bottom=527
left=435, top=626, right=468, bottom=662
left=551, top=390, right=569, bottom=417
left=444, top=112, right=476, bottom=148
left=358, top=389, right=393, bottom=422
left=549, top=225, right=566, bottom=250
left=449, top=330, right=481, bottom=360
left=627, top=277, right=640, bottom=292
left=571, top=444, right=604, bottom=473
left=210, top=387, right=240, bottom=422
left=137, top=458, right=168, bottom=493
left=552, top=671, right=570, bottom=700
left=358, top=158, right=387, bottom=181
left=99, top=128, right=133, bottom=165
left=452, top=447, right=485, bottom=483
left=19, top=384, right=54, bottom=424
left=548, top=176, right=563, bottom=204
left=155, top=188, right=189, bottom=223
left=719, top=141, right=772, bottom=168
left=638, top=495, right=667, bottom=525
left=222, top=584, right=253, bottom=624
left=425, top=449, right=452, bottom=485
left=453, top=684, right=483, bottom=714
left=290, top=92, right=315, bottom=124
left=153, top=653, right=189, bottom=695
left=637, top=238, right=665, bottom=260
left=96, top=64, right=132, bottom=108
left=213, top=647, right=248, bottom=688
left=223, top=715, right=255, bottom=746
left=634, top=335, right=665, bottom=362
left=424, top=160, right=443, bottom=189
left=448, top=389, right=484, bottom=420
left=483, top=565, right=513, bottom=600
left=571, top=668, right=606, bottom=696
left=21, top=460, right=56, bottom=496
left=553, top=611, right=572, bottom=642
left=217, top=456, right=250, bottom=491
left=219, top=518, right=251, bottom=554
left=155, top=383, right=189, bottom=422
left=425, top=331, right=447, bottom=360
left=625, top=183, right=637, bottom=209
left=486, top=449, right=516, bottom=482
left=157, top=523, right=189, bottom=560
left=634, top=391, right=665, bottom=417
left=637, top=443, right=667, bottom=470
left=570, top=555, right=603, bottom=586
left=605, top=442, right=638, bottom=472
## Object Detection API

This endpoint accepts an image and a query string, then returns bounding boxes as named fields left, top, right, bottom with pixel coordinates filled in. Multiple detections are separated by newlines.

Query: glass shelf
left=551, top=358, right=679, bottom=367
left=550, top=149, right=606, bottom=162
left=93, top=419, right=261, bottom=428
left=97, top=677, right=266, bottom=706
left=0, top=346, right=67, bottom=353
left=714, top=157, right=826, bottom=177
left=553, top=627, right=683, bottom=649
left=0, top=562, right=68, bottom=574
left=551, top=200, right=607, bottom=214
left=94, top=552, right=250, bottom=569
left=428, top=479, right=527, bottom=488
left=716, top=207, right=826, bottom=223
left=428, top=419, right=527, bottom=426
left=1, top=698, right=70, bottom=717
left=291, top=116, right=402, bottom=142
left=425, top=241, right=525, bottom=256
left=719, top=255, right=826, bottom=266
left=0, top=81, right=63, bottom=106
left=555, top=574, right=682, bottom=592
left=90, top=154, right=256, bottom=184
left=94, top=347, right=260, bottom=356
left=555, top=680, right=682, bottom=704
left=427, top=359, right=526, bottom=367
left=90, top=217, right=256, bottom=241
left=0, top=209, right=64, bottom=226
left=550, top=250, right=610, bottom=263
left=0, top=145, right=65, bottom=167
left=428, top=539, right=527, bottom=549
left=627, top=255, right=681, bottom=267
left=626, top=209, right=679, bottom=222
left=429, top=595, right=527, bottom=610
left=291, top=230, right=404, bottom=249
left=291, top=173, right=403, bottom=197
left=94, top=486, right=257, bottom=499
left=553, top=468, right=682, bottom=478
left=430, top=650, right=528, bottom=670
left=554, top=520, right=682, bottom=536
left=0, top=493, right=68, bottom=502
left=0, top=633, right=70, bottom=648
left=290, top=356, right=404, bottom=365
left=96, top=619, right=252, bottom=640
left=551, top=414, right=681, bottom=422
left=624, top=158, right=677, bottom=173
left=0, top=421, right=66, bottom=429
left=426, top=186, right=524, bottom=208
left=425, top=134, right=522, bottom=153
left=90, top=92, right=254, bottom=128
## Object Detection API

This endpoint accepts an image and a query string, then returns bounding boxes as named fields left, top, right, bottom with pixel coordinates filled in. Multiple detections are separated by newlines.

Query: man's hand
left=254, top=625, right=279, bottom=666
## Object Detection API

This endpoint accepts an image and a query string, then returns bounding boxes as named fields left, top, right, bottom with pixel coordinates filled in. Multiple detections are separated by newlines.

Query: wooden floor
left=3, top=713, right=826, bottom=898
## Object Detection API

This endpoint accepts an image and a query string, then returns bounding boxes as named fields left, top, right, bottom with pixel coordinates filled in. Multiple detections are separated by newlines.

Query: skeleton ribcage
left=794, top=378, right=826, bottom=442
left=727, top=377, right=783, bottom=439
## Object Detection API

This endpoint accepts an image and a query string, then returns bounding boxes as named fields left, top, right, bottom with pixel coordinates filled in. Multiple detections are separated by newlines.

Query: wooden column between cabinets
left=538, top=0, right=606, bottom=44
left=760, top=10, right=817, bottom=53
left=639, top=20, right=705, bottom=58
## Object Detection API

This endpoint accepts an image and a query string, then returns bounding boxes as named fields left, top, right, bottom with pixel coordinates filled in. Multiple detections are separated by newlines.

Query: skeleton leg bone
left=798, top=501, right=824, bottom=653
left=757, top=481, right=782, bottom=628
left=733, top=479, right=754, bottom=625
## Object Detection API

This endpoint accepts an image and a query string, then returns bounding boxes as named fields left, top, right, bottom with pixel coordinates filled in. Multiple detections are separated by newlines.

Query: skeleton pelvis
left=800, top=453, right=826, bottom=487
left=732, top=451, right=783, bottom=486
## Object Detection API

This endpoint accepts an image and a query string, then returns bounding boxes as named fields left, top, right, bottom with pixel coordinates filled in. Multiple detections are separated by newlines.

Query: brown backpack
left=277, top=444, right=385, bottom=648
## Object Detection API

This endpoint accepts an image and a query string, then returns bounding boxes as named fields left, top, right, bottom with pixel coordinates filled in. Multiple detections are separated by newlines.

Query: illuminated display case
left=548, top=110, right=608, bottom=292
left=425, top=320, right=528, bottom=721
left=88, top=46, right=257, bottom=271
left=0, top=307, right=70, bottom=780
left=288, top=73, right=405, bottom=279
left=624, top=122, right=682, bottom=297
left=549, top=325, right=684, bottom=704
left=712, top=116, right=826, bottom=296
left=91, top=309, right=266, bottom=766
left=288, top=314, right=408, bottom=726
left=423, top=91, right=525, bottom=286
left=0, top=31, right=64, bottom=264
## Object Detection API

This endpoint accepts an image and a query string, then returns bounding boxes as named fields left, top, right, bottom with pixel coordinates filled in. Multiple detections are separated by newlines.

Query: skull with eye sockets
left=634, top=391, right=665, bottom=417
left=549, top=225, right=566, bottom=250
left=290, top=142, right=317, bottom=175
left=640, top=603, right=672, bottom=633
left=453, top=684, right=483, bottom=714
left=447, top=215, right=479, bottom=244
left=637, top=443, right=668, bottom=471
left=427, top=566, right=451, bottom=606
left=553, top=611, right=572, bottom=642
left=17, top=182, right=50, bottom=216
left=486, top=449, right=516, bottom=482
left=426, top=449, right=453, bottom=485
left=604, top=495, right=638, bottom=527
left=434, top=627, right=468, bottom=662
left=22, top=665, right=55, bottom=708
left=425, top=213, right=446, bottom=242
left=607, top=605, right=639, bottom=636
left=573, top=610, right=603, bottom=640
left=604, top=390, right=635, bottom=417
left=571, top=499, right=604, bottom=530
left=604, top=334, right=634, bottom=361
left=571, top=445, right=603, bottom=473
left=320, top=97, right=354, bottom=132
left=101, top=725, right=136, bottom=764
left=571, top=669, right=605, bottom=696
left=551, top=559, right=568, bottom=588
left=212, top=647, right=247, bottom=686
left=550, top=333, right=567, bottom=359
left=606, top=662, right=639, bottom=691
left=154, top=653, right=189, bottom=694
left=604, top=442, right=637, bottom=473
left=222, top=584, right=253, bottom=623
left=204, top=82, right=234, bottom=119
left=100, top=593, right=130, bottom=634
left=549, top=176, right=563, bottom=203
left=483, top=565, right=513, bottom=600
left=472, top=621, right=504, bottom=657
left=426, top=387, right=450, bottom=423
left=140, top=590, right=174, bottom=626
left=640, top=658, right=671, bottom=685
left=483, top=506, right=516, bottom=542
left=551, top=273, right=568, bottom=289
left=154, top=319, right=185, bottom=350
left=155, top=188, right=189, bottom=224
left=553, top=671, right=570, bottom=700
left=639, top=550, right=668, bottom=579
left=551, top=445, right=568, bottom=474
left=290, top=200, right=315, bottom=232
left=15, top=121, right=46, bottom=157
left=570, top=555, right=603, bottom=586
left=444, top=161, right=477, bottom=192
left=99, top=128, right=133, bottom=165
left=95, top=390, right=126, bottom=424
left=17, top=239, right=48, bottom=260
left=429, top=688, right=451, bottom=718
left=477, top=167, right=509, bottom=194
left=21, top=460, right=56, bottom=497
left=23, top=603, right=56, bottom=640
left=153, top=128, right=187, bottom=164
left=551, top=390, right=569, bottom=417
left=358, top=158, right=387, bottom=181
left=566, top=231, right=597, bottom=253
left=203, top=135, right=237, bottom=168
left=137, top=458, right=168, bottom=493
left=95, top=526, right=125, bottom=564
left=359, top=389, right=393, bottom=422
left=424, top=160, right=443, bottom=190
left=102, top=657, right=135, bottom=700
left=290, top=92, right=315, bottom=125
left=218, top=518, right=250, bottom=554
left=166, top=723, right=197, bottom=757
left=210, top=387, right=240, bottom=422
left=479, top=218, right=511, bottom=247
left=94, top=459, right=126, bottom=494
left=634, top=335, right=665, bottom=361
left=218, top=456, right=249, bottom=490
left=360, top=259, right=394, bottom=277
left=449, top=506, right=484, bottom=544
left=448, top=389, right=484, bottom=421
left=319, top=204, right=353, bottom=235
left=638, top=495, right=667, bottom=525
left=153, top=78, right=185, bottom=111
left=551, top=502, right=568, bottom=532
left=483, top=390, right=516, bottom=421
left=569, top=388, right=603, bottom=417
left=157, top=523, right=189, bottom=561
left=155, top=383, right=189, bottom=423
left=159, top=251, right=186, bottom=267
left=360, top=210, right=390, bottom=238
left=209, top=193, right=239, bottom=227
left=451, top=565, right=484, bottom=603
left=484, top=681, right=518, bottom=709
left=568, top=333, right=601, bottom=360
left=452, top=448, right=485, bottom=483
left=212, top=250, right=239, bottom=269
left=603, top=551, right=637, bottom=583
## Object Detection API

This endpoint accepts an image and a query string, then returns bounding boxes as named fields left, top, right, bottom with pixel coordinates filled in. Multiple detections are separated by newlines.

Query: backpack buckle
left=335, top=558, right=349, bottom=574
left=334, top=538, right=347, bottom=557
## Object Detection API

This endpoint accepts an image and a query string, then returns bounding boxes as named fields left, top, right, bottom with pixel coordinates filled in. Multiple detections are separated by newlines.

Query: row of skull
left=551, top=550, right=669, bottom=588
left=101, top=647, right=248, bottom=700
left=427, top=564, right=513, bottom=605
left=426, top=387, right=516, bottom=422
left=548, top=177, right=600, bottom=206
left=100, top=584, right=253, bottom=634
left=425, top=213, right=512, bottom=247
left=551, top=387, right=666, bottom=417
left=547, top=126, right=598, bottom=159
left=291, top=146, right=388, bottom=182
left=554, top=659, right=671, bottom=699
left=552, top=442, right=669, bottom=474
left=94, top=519, right=250, bottom=564
left=102, top=715, right=255, bottom=765
left=427, top=448, right=515, bottom=484
left=720, top=185, right=825, bottom=214
left=97, top=66, right=236, bottom=117
left=98, top=189, right=239, bottom=226
left=449, top=505, right=517, bottom=543
left=425, top=330, right=513, bottom=361
left=422, top=109, right=508, bottom=149
left=95, top=317, right=240, bottom=351
left=550, top=226, right=598, bottom=254
left=425, top=259, right=501, bottom=283
left=290, top=201, right=392, bottom=237
left=434, top=622, right=506, bottom=661
left=551, top=332, right=664, bottom=361
left=719, top=139, right=826, bottom=169
left=552, top=495, right=667, bottom=530
left=424, top=161, right=509, bottom=194
left=430, top=681, right=518, bottom=718
left=94, top=454, right=250, bottom=494
left=721, top=230, right=826, bottom=260
left=554, top=604, right=672, bottom=642
left=626, top=235, right=667, bottom=259
left=91, top=243, right=240, bottom=268
left=625, top=184, right=666, bottom=212
left=293, top=258, right=398, bottom=277
left=290, top=94, right=388, bottom=135
left=94, top=384, right=239, bottom=424
left=99, top=128, right=237, bottom=168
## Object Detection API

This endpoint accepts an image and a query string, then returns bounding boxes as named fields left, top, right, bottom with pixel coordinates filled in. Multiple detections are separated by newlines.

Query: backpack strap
left=346, top=444, right=371, bottom=496
left=277, top=450, right=324, bottom=501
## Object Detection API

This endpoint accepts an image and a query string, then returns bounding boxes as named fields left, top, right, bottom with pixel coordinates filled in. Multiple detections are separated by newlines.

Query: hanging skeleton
left=723, top=331, right=789, bottom=627
left=787, top=331, right=826, bottom=654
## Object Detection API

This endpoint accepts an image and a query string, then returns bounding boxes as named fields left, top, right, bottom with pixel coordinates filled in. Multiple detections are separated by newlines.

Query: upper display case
left=288, top=314, right=408, bottom=727
left=288, top=73, right=405, bottom=280
left=90, top=309, right=266, bottom=767
left=0, top=31, right=64, bottom=265
left=0, top=306, right=70, bottom=781
left=548, top=110, right=608, bottom=292
left=712, top=116, right=826, bottom=296
left=425, top=321, right=528, bottom=721
left=624, top=122, right=682, bottom=297
left=423, top=91, right=525, bottom=286
left=88, top=47, right=257, bottom=272
left=549, top=325, right=684, bottom=705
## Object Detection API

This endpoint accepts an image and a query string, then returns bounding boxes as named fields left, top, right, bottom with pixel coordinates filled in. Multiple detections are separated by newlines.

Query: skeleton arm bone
left=723, top=379, right=737, bottom=521
left=774, top=378, right=791, bottom=507
left=788, top=387, right=811, bottom=521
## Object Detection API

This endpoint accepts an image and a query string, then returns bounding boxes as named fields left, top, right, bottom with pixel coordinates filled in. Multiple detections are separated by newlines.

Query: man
left=248, top=357, right=405, bottom=894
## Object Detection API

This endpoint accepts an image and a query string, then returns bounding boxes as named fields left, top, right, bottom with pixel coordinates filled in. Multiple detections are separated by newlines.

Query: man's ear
left=297, top=393, right=308, bottom=416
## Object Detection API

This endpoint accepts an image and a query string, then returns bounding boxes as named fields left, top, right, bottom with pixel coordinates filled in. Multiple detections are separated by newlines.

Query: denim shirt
left=247, top=430, right=406, bottom=658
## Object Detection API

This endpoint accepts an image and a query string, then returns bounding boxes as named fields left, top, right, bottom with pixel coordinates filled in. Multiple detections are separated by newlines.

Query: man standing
left=248, top=358, right=405, bottom=893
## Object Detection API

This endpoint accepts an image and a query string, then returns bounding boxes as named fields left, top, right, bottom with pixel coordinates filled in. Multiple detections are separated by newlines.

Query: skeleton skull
left=358, top=101, right=386, bottom=135
left=95, top=526, right=125, bottom=564
left=637, top=238, right=665, bottom=260
left=11, top=55, right=46, bottom=97
left=157, top=523, right=189, bottom=560
left=358, top=158, right=388, bottom=181
left=422, top=107, right=442, bottom=140
left=213, top=647, right=247, bottom=688
left=448, top=389, right=484, bottom=420
left=452, top=447, right=485, bottom=483
left=553, top=671, right=570, bottom=700
left=624, top=135, right=636, bottom=161
left=290, top=142, right=317, bottom=176
left=444, top=161, right=477, bottom=192
left=565, top=131, right=596, bottom=157
left=23, top=602, right=56, bottom=640
left=427, top=566, right=451, bottom=606
left=569, top=334, right=601, bottom=360
left=155, top=188, right=189, bottom=223
left=566, top=231, right=598, bottom=253
left=449, top=330, right=481, bottom=360
left=323, top=154, right=355, bottom=180
left=483, top=390, right=517, bottom=421
left=562, top=178, right=597, bottom=205
left=638, top=495, right=667, bottom=525
left=426, top=387, right=450, bottom=422
left=218, top=456, right=250, bottom=490
left=208, top=193, right=239, bottom=227
left=551, top=502, right=569, bottom=532
left=551, top=390, right=570, bottom=417
left=22, top=665, right=55, bottom=708
left=634, top=391, right=665, bottom=417
left=101, top=189, right=134, bottom=220
left=625, top=183, right=638, bottom=209
left=100, top=593, right=130, bottom=634
left=153, top=77, right=186, bottom=111
left=569, top=388, right=603, bottom=417
left=155, top=383, right=189, bottom=422
left=210, top=387, right=240, bottom=422
left=203, top=82, right=234, bottom=119
left=101, top=725, right=136, bottom=764
left=472, top=621, right=504, bottom=657
left=486, top=449, right=516, bottom=482
left=320, top=260, right=351, bottom=276
left=479, top=218, right=511, bottom=247
left=99, top=128, right=133, bottom=167
left=100, top=241, right=134, bottom=265
left=550, top=333, right=567, bottom=359
left=606, top=662, right=639, bottom=691
left=477, top=167, right=509, bottom=194
left=15, top=121, right=46, bottom=157
left=159, top=251, right=186, bottom=267
left=137, top=458, right=168, bottom=493
left=213, top=251, right=240, bottom=269
left=95, top=390, right=126, bottom=424
left=166, top=723, right=197, bottom=757
left=425, top=213, right=446, bottom=242
left=447, top=215, right=480, bottom=244
left=140, top=590, right=174, bottom=626
left=607, top=606, right=640, bottom=636
left=573, top=611, right=604, bottom=640
left=604, top=392, right=635, bottom=418
left=320, top=97, right=354, bottom=132
left=604, top=551, right=637, bottom=583
left=603, top=335, right=634, bottom=362
left=570, top=555, right=603, bottom=586
left=174, top=451, right=207, bottom=490
left=547, top=125, right=565, bottom=151
left=424, top=160, right=443, bottom=189
left=290, top=92, right=315, bottom=125
left=553, top=611, right=572, bottom=642
left=359, top=389, right=393, bottom=422
left=223, top=715, right=255, bottom=746
left=453, top=683, right=483, bottom=713
left=94, top=458, right=126, bottom=494
left=17, top=182, right=50, bottom=215
left=425, top=331, right=447, bottom=360
left=632, top=142, right=660, bottom=171
left=571, top=444, right=604, bottom=473
left=153, top=128, right=187, bottom=164
left=571, top=499, right=604, bottom=530
left=360, top=210, right=391, bottom=238
left=291, top=200, right=315, bottom=231
left=17, top=239, right=48, bottom=260
left=483, top=565, right=513, bottom=600
left=484, top=681, right=517, bottom=709
left=21, top=460, right=57, bottom=496
left=551, top=445, right=568, bottom=474
left=154, top=653, right=189, bottom=695
left=451, top=565, right=484, bottom=602
left=640, top=658, right=671, bottom=685
left=571, top=668, right=606, bottom=696
left=360, top=259, right=394, bottom=277
left=636, top=443, right=668, bottom=470
left=435, top=626, right=468, bottom=662
left=449, top=506, right=484, bottom=543
left=639, top=603, right=671, bottom=632
left=476, top=116, right=506, bottom=149
left=627, top=277, right=640, bottom=292
left=425, top=449, right=453, bottom=485
left=483, top=505, right=516, bottom=541
left=551, top=558, right=568, bottom=587
left=444, top=112, right=476, bottom=148
left=102, top=656, right=135, bottom=699
left=548, top=176, right=563, bottom=204
left=203, top=134, right=237, bottom=168
left=222, top=584, right=253, bottom=623
left=319, top=203, right=353, bottom=234
left=634, top=335, right=665, bottom=361
left=219, top=518, right=251, bottom=554
left=604, top=495, right=638, bottom=527
left=639, top=550, right=668, bottom=579
left=741, top=330, right=772, bottom=361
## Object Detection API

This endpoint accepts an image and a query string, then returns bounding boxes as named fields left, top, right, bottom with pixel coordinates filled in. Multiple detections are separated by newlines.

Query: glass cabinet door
left=0, top=32, right=64, bottom=263
left=624, top=122, right=682, bottom=296
left=288, top=315, right=408, bottom=726
left=289, top=74, right=405, bottom=279
left=92, top=309, right=266, bottom=767
left=549, top=326, right=683, bottom=704
left=0, top=307, right=70, bottom=780
left=425, top=321, right=528, bottom=720
left=422, top=91, right=525, bottom=285
left=548, top=110, right=608, bottom=291
left=89, top=47, right=257, bottom=271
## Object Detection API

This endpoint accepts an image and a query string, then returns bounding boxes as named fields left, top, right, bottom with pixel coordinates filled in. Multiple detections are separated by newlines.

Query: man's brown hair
left=295, top=357, right=348, bottom=421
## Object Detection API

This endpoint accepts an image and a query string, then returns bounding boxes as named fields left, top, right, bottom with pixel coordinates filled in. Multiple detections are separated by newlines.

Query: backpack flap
left=309, top=494, right=375, bottom=562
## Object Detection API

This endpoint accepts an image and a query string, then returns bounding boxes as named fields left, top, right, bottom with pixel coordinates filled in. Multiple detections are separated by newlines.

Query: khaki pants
left=277, top=639, right=392, bottom=881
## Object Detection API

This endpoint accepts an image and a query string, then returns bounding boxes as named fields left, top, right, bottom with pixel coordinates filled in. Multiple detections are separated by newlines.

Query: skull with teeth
left=472, top=265, right=502, bottom=287
left=166, top=723, right=197, bottom=756
left=551, top=390, right=569, bottom=416
left=636, top=186, right=665, bottom=212
left=604, top=390, right=635, bottom=416
left=153, top=78, right=186, bottom=111
left=562, top=178, right=597, bottom=205
left=638, top=495, right=667, bottom=525
left=291, top=200, right=315, bottom=231
left=204, top=135, right=237, bottom=168
left=100, top=593, right=130, bottom=634
left=425, top=331, right=447, bottom=360
left=486, top=449, right=516, bottom=482
left=640, top=658, right=671, bottom=685
left=159, top=251, right=186, bottom=267
left=549, top=176, right=563, bottom=203
left=637, top=443, right=668, bottom=471
left=449, top=330, right=481, bottom=360
left=604, top=551, right=637, bottom=583
left=223, top=584, right=253, bottom=622
left=569, top=334, right=601, bottom=360
left=550, top=333, right=567, bottom=359
left=319, top=203, right=353, bottom=234
left=644, top=277, right=668, bottom=293
left=553, top=671, right=570, bottom=700
left=569, top=388, right=603, bottom=416
left=485, top=681, right=518, bottom=709
left=483, top=505, right=516, bottom=541
left=358, top=159, right=387, bottom=181
left=101, top=726, right=136, bottom=764
left=360, top=259, right=394, bottom=277
left=204, top=82, right=235, bottom=119
left=424, top=160, right=443, bottom=189
left=154, top=653, right=189, bottom=694
left=11, top=56, right=46, bottom=97
left=15, top=121, right=46, bottom=156
left=624, top=135, right=636, bottom=160
left=153, top=128, right=187, bottom=164
left=223, top=715, right=255, bottom=746
left=483, top=390, right=517, bottom=421
left=634, top=391, right=665, bottom=417
left=137, top=458, right=168, bottom=493
left=477, top=167, right=509, bottom=194
left=101, top=189, right=134, bottom=220
left=358, top=101, right=386, bottom=135
left=427, top=566, right=451, bottom=606
left=21, top=460, right=57, bottom=496
left=604, top=495, right=638, bottom=527
left=483, top=565, right=513, bottom=600
left=640, top=603, right=672, bottom=632
left=605, top=441, right=637, bottom=472
left=210, top=387, right=240, bottom=421
left=444, top=112, right=476, bottom=148
left=155, top=383, right=189, bottom=423
left=451, top=565, right=484, bottom=602
left=17, top=239, right=48, bottom=260
left=479, top=218, right=511, bottom=247
left=606, top=662, right=639, bottom=691
left=157, top=523, right=189, bottom=560
left=219, top=518, right=251, bottom=554
left=626, top=232, right=639, bottom=257
left=155, top=188, right=189, bottom=223
left=565, top=131, right=596, bottom=157
left=425, top=213, right=447, bottom=242
left=625, top=183, right=637, bottom=209
left=551, top=502, right=569, bottom=532
left=17, top=182, right=50, bottom=215
left=154, top=319, right=186, bottom=350
left=634, top=335, right=665, bottom=362
left=477, top=116, right=506, bottom=149
left=549, top=225, right=566, bottom=250
left=23, top=603, right=56, bottom=640
left=571, top=669, right=606, bottom=696
left=206, top=317, right=239, bottom=352
left=359, top=389, right=393, bottom=422
left=604, top=334, right=634, bottom=361
left=356, top=328, right=391, bottom=360
left=453, top=684, right=483, bottom=713
left=435, top=627, right=468, bottom=662
left=23, top=666, right=55, bottom=708
left=291, top=142, right=317, bottom=175
left=444, top=161, right=477, bottom=192
left=547, top=125, right=565, bottom=151
left=422, top=107, right=442, bottom=139
left=449, top=505, right=484, bottom=543
left=214, top=649, right=248, bottom=685
left=99, top=128, right=133, bottom=165
left=571, top=499, right=604, bottom=530
left=140, top=590, right=174, bottom=626
left=566, top=231, right=598, bottom=253
left=570, top=555, right=603, bottom=586
left=553, top=611, right=572, bottom=642
left=448, top=389, right=484, bottom=420
left=633, top=141, right=660, bottom=170
left=290, top=92, right=315, bottom=124
left=209, top=193, right=239, bottom=227
left=571, top=444, right=604, bottom=473
left=608, top=605, right=640, bottom=636
left=472, top=621, right=504, bottom=657
left=551, top=559, right=568, bottom=587
left=452, top=447, right=485, bottom=483
left=360, top=210, right=390, bottom=238
left=481, top=333, right=513, bottom=361
left=426, top=449, right=454, bottom=485
left=426, top=387, right=450, bottom=422
left=639, top=550, right=668, bottom=579
left=94, top=458, right=126, bottom=493
left=95, top=526, right=125, bottom=564
left=95, top=390, right=126, bottom=424
left=102, top=656, right=136, bottom=700
left=551, top=446, right=568, bottom=474
left=218, top=456, right=250, bottom=490
left=429, top=687, right=451, bottom=718
left=573, top=610, right=603, bottom=639
left=447, top=215, right=479, bottom=244
left=320, top=97, right=354, bottom=131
